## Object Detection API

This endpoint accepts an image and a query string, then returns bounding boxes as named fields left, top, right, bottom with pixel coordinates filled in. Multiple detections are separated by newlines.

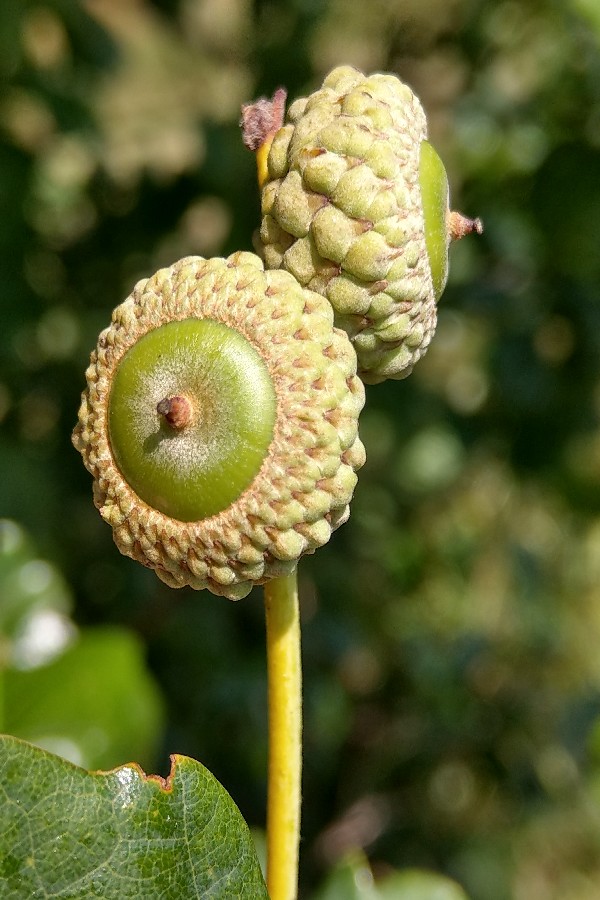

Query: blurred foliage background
left=2, top=0, right=600, bottom=898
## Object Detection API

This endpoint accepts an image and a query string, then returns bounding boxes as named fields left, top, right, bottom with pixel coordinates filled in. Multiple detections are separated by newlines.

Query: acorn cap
left=73, top=253, right=365, bottom=600
left=256, top=65, right=481, bottom=384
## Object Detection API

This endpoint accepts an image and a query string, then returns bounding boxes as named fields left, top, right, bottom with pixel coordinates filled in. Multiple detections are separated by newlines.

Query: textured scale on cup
left=243, top=65, right=482, bottom=384
left=73, top=253, right=365, bottom=600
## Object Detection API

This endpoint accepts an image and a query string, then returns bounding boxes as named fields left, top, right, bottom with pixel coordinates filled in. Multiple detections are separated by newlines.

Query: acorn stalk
left=264, top=572, right=302, bottom=900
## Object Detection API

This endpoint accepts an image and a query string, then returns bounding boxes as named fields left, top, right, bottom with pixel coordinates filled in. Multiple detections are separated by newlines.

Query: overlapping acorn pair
left=73, top=66, right=482, bottom=599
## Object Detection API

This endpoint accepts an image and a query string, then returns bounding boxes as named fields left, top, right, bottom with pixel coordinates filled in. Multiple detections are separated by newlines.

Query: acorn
left=243, top=65, right=482, bottom=384
left=73, top=253, right=365, bottom=600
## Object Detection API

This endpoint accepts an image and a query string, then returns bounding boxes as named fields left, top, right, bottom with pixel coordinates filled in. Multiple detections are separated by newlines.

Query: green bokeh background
left=2, top=1, right=600, bottom=898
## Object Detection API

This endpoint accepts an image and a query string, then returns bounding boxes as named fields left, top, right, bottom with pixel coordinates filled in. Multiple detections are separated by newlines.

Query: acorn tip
left=157, top=395, right=193, bottom=429
left=448, top=210, right=484, bottom=241
left=240, top=88, right=287, bottom=152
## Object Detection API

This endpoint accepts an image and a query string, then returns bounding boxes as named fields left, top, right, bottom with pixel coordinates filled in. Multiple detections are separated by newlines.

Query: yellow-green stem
left=264, top=570, right=302, bottom=900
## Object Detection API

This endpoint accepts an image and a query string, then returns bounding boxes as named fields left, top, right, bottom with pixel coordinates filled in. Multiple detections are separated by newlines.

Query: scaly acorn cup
left=243, top=65, right=482, bottom=384
left=73, top=252, right=365, bottom=600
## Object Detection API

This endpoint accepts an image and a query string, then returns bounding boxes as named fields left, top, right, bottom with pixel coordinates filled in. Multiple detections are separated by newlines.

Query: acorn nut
left=249, top=65, right=482, bottom=384
left=73, top=253, right=365, bottom=600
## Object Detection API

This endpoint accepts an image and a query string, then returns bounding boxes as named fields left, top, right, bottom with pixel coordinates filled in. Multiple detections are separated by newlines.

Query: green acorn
left=73, top=253, right=365, bottom=600
left=246, top=65, right=482, bottom=384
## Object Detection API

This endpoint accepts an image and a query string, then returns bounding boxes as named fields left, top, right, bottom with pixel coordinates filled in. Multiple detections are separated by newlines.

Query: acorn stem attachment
left=448, top=210, right=484, bottom=241
left=156, top=395, right=193, bottom=430
left=264, top=571, right=302, bottom=900
left=241, top=88, right=287, bottom=189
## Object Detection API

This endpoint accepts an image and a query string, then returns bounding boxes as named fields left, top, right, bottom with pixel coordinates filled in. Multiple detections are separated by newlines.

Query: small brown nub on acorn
left=157, top=395, right=193, bottom=429
left=448, top=210, right=484, bottom=242
left=240, top=87, right=287, bottom=152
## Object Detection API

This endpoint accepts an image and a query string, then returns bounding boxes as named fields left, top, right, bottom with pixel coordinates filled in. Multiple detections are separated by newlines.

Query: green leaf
left=0, top=735, right=268, bottom=899
left=4, top=628, right=164, bottom=770
left=570, top=0, right=600, bottom=41
left=377, top=869, right=470, bottom=900
left=313, top=853, right=470, bottom=900
left=0, top=519, right=72, bottom=641
left=312, top=852, right=380, bottom=900
left=1, top=520, right=163, bottom=770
